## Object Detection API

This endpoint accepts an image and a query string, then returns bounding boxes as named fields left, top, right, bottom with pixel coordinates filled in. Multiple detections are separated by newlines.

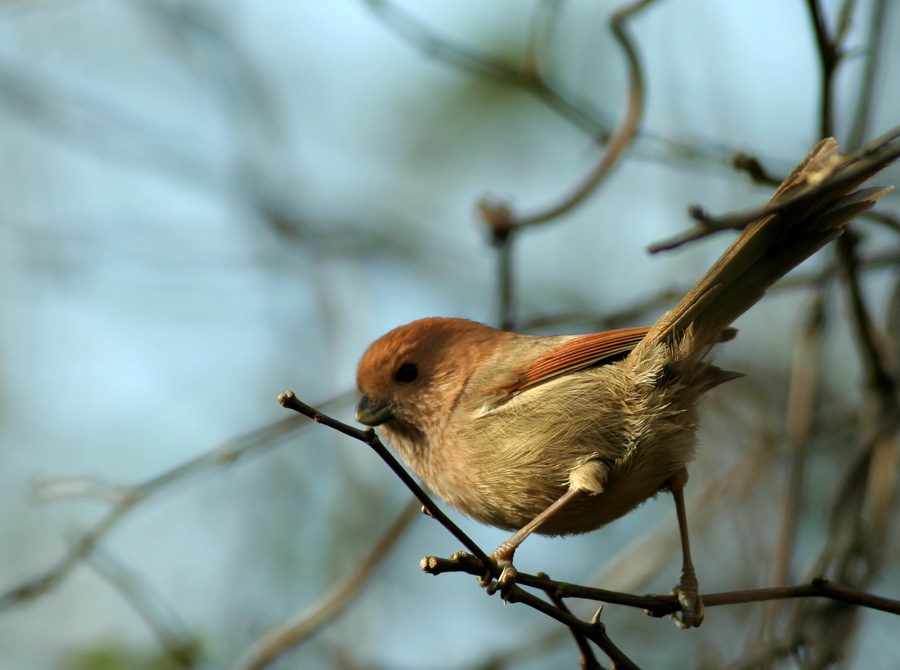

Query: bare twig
left=522, top=0, right=564, bottom=79
left=648, top=128, right=900, bottom=253
left=277, top=391, right=497, bottom=574
left=539, top=572, right=603, bottom=670
left=838, top=230, right=897, bottom=395
left=731, top=151, right=782, bottom=187
left=421, top=555, right=900, bottom=617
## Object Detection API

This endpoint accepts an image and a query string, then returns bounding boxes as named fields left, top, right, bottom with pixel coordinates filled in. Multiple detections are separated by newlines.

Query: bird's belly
left=427, top=356, right=699, bottom=535
left=446, top=410, right=698, bottom=535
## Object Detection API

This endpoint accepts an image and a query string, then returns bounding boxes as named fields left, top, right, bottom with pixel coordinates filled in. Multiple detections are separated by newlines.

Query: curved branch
left=480, top=0, right=655, bottom=231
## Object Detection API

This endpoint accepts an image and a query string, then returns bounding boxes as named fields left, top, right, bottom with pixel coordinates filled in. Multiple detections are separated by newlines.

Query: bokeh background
left=1, top=1, right=899, bottom=668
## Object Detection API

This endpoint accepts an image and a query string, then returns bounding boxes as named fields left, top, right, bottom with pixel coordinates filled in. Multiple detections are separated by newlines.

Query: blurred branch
left=838, top=230, right=897, bottom=395
left=0, top=61, right=216, bottom=185
left=479, top=0, right=654, bottom=230
left=360, top=0, right=775, bottom=175
left=86, top=546, right=199, bottom=669
left=0, top=400, right=344, bottom=614
left=233, top=498, right=421, bottom=670
left=847, top=0, right=888, bottom=150
left=517, top=286, right=685, bottom=333
left=522, top=0, right=565, bottom=79
left=515, top=243, right=900, bottom=336
left=360, top=0, right=614, bottom=140
left=761, top=292, right=826, bottom=641
left=752, top=6, right=900, bottom=665
left=863, top=207, right=900, bottom=234
left=133, top=0, right=315, bottom=248
left=731, top=151, right=782, bottom=188
left=806, top=0, right=840, bottom=138
left=495, top=230, right=516, bottom=330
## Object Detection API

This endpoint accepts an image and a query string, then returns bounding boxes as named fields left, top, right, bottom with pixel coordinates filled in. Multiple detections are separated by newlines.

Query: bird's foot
left=478, top=552, right=518, bottom=602
left=669, top=574, right=704, bottom=629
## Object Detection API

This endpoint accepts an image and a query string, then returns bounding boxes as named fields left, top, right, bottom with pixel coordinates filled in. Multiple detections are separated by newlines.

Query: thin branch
left=277, top=391, right=497, bottom=574
left=863, top=207, right=900, bottom=234
left=422, top=557, right=900, bottom=618
left=522, top=0, right=564, bottom=79
left=496, top=223, right=517, bottom=330
left=505, top=587, right=640, bottom=670
left=0, top=60, right=216, bottom=187
left=731, top=151, right=783, bottom=187
left=649, top=128, right=900, bottom=253
left=778, top=18, right=900, bottom=642
left=684, top=579, right=900, bottom=616
left=515, top=243, right=900, bottom=336
left=539, top=572, right=604, bottom=670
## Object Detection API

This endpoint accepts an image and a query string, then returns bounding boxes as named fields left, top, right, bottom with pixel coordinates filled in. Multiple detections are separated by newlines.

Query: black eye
left=394, top=362, right=418, bottom=383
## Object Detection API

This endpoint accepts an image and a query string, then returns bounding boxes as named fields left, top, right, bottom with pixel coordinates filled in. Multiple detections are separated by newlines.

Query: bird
left=354, top=138, right=893, bottom=627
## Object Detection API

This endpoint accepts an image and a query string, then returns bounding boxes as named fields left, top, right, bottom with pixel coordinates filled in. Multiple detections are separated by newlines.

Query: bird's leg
left=481, top=486, right=586, bottom=596
left=667, top=469, right=704, bottom=628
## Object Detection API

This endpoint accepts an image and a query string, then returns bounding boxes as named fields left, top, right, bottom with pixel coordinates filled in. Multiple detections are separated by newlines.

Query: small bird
left=354, top=138, right=892, bottom=627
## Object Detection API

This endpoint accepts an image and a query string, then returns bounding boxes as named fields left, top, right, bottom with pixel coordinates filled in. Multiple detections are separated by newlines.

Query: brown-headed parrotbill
left=355, top=138, right=894, bottom=627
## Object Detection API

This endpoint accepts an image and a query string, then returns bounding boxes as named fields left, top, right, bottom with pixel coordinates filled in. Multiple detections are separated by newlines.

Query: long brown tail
left=635, top=137, right=894, bottom=360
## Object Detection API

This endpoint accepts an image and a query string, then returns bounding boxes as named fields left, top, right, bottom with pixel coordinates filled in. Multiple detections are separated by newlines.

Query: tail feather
left=634, top=138, right=894, bottom=360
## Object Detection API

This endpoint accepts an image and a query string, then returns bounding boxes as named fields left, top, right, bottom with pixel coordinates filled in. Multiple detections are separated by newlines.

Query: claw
left=480, top=555, right=518, bottom=602
left=669, top=581, right=704, bottom=629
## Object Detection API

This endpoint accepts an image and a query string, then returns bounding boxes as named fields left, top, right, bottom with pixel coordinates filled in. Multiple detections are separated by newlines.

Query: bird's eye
left=394, top=362, right=418, bottom=383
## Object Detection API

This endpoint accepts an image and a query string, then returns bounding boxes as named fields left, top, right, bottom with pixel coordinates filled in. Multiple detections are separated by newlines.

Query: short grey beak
left=355, top=394, right=393, bottom=426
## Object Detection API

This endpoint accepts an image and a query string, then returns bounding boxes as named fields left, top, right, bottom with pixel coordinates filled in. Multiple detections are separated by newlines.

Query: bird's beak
left=355, top=394, right=393, bottom=426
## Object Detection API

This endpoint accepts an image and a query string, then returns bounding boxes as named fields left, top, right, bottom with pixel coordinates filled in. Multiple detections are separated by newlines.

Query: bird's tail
left=635, top=137, right=894, bottom=361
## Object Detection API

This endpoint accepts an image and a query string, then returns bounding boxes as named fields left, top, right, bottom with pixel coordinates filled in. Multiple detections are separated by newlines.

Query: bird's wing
left=492, top=326, right=651, bottom=395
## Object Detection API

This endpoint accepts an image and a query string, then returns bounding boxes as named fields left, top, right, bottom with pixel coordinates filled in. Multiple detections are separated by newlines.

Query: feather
left=492, top=327, right=651, bottom=394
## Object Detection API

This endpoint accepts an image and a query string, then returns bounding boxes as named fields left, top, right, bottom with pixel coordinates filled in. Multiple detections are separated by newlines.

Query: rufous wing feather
left=494, top=327, right=651, bottom=395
